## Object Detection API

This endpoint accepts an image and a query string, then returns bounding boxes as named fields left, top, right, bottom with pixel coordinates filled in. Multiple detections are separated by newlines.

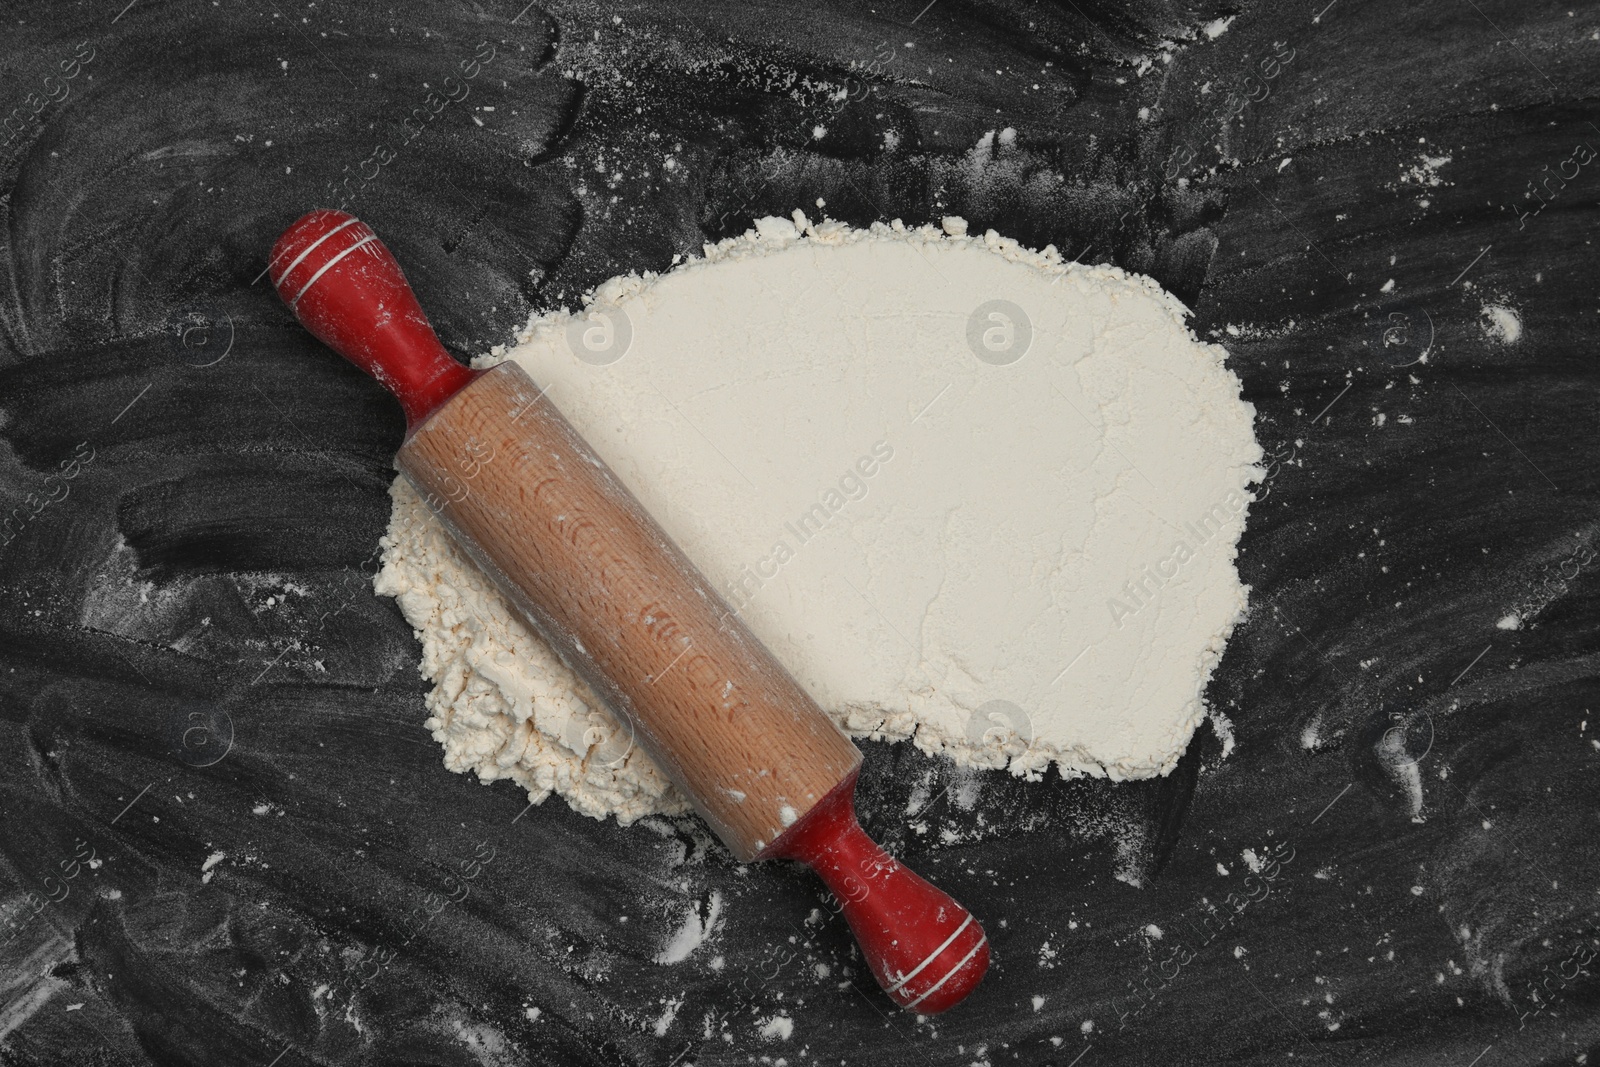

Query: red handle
left=766, top=772, right=990, bottom=1013
left=268, top=209, right=477, bottom=430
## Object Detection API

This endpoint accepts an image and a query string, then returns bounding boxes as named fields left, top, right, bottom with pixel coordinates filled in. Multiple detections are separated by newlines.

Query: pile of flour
left=374, top=210, right=1261, bottom=823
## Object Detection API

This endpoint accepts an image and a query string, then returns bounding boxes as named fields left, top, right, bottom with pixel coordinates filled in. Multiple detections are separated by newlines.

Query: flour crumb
left=1400, top=152, right=1453, bottom=187
left=1209, top=710, right=1236, bottom=758
left=653, top=997, right=682, bottom=1037
left=1480, top=304, right=1522, bottom=343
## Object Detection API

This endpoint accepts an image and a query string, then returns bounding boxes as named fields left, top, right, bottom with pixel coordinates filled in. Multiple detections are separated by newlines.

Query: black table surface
left=2, top=1, right=1597, bottom=1064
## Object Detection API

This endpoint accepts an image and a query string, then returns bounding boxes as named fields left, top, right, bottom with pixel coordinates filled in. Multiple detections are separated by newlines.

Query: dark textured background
left=2, top=0, right=1598, bottom=1063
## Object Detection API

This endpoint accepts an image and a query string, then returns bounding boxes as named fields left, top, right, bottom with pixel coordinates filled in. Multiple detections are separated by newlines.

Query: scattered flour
left=1400, top=151, right=1453, bottom=188
left=375, top=211, right=1261, bottom=823
left=653, top=891, right=723, bottom=965
left=1480, top=304, right=1522, bottom=343
left=1209, top=710, right=1236, bottom=757
left=757, top=1014, right=794, bottom=1041
left=652, top=997, right=681, bottom=1037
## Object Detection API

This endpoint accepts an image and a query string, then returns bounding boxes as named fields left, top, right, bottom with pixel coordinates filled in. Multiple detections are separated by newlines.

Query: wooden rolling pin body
left=400, top=362, right=861, bottom=860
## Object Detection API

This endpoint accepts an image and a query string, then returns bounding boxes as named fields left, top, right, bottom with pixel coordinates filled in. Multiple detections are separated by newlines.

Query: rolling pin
left=268, top=210, right=989, bottom=1012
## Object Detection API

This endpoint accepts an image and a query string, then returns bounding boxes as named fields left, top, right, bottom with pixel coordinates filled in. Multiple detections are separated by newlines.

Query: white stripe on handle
left=883, top=913, right=973, bottom=997
left=271, top=215, right=360, bottom=287
left=289, top=232, right=378, bottom=310
left=903, top=934, right=989, bottom=1010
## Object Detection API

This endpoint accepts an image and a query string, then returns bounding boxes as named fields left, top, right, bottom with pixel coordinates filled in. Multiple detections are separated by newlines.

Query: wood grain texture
left=398, top=362, right=861, bottom=860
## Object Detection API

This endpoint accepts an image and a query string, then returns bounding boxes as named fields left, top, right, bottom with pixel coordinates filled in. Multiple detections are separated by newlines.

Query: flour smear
left=374, top=210, right=1262, bottom=823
